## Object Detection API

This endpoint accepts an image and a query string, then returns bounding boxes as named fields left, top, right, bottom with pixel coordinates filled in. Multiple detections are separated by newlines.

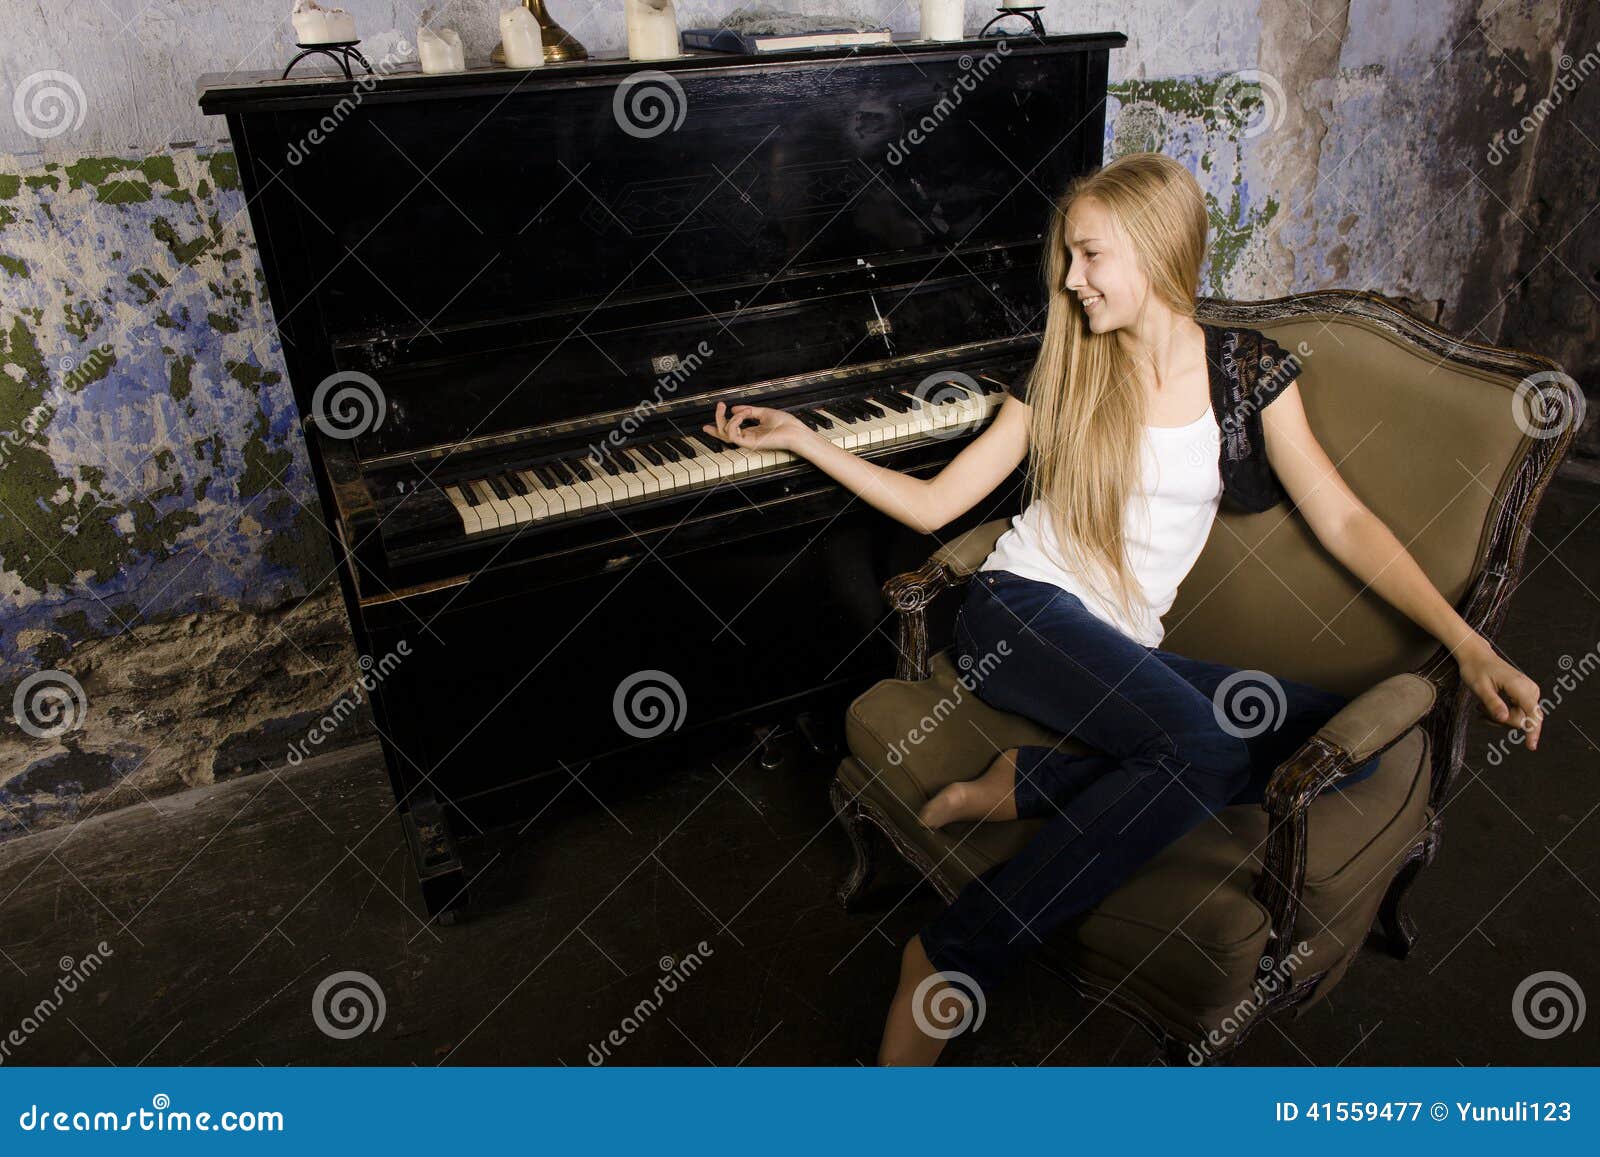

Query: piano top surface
left=196, top=32, right=1127, bottom=111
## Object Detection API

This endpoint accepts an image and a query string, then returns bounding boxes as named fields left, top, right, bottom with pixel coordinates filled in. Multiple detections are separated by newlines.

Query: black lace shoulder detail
left=1208, top=325, right=1298, bottom=514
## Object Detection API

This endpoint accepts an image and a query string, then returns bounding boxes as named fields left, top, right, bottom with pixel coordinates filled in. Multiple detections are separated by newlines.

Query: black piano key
left=896, top=389, right=924, bottom=409
left=685, top=435, right=722, bottom=457
left=567, top=457, right=594, bottom=481
left=871, top=391, right=909, bottom=413
left=459, top=481, right=480, bottom=507
left=635, top=442, right=663, bottom=466
left=485, top=474, right=510, bottom=500
left=589, top=449, right=619, bottom=476
left=533, top=463, right=562, bottom=488
left=654, top=439, right=681, bottom=462
left=667, top=436, right=700, bottom=459
left=800, top=408, right=834, bottom=429
left=505, top=471, right=529, bottom=495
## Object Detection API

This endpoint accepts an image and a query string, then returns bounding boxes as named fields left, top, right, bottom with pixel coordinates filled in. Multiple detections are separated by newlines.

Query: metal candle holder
left=281, top=40, right=375, bottom=80
left=979, top=6, right=1046, bottom=38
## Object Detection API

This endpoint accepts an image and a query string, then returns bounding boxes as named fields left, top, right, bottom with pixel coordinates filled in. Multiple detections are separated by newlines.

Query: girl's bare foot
left=917, top=748, right=1019, bottom=829
left=877, top=934, right=953, bottom=1066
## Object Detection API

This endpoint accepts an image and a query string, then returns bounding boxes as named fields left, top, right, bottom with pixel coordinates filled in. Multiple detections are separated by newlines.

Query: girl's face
left=1062, top=197, right=1146, bottom=333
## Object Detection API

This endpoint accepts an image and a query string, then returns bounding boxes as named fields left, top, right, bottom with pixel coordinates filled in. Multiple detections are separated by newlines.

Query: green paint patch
left=97, top=180, right=153, bottom=205
left=140, top=156, right=179, bottom=188
left=227, top=360, right=277, bottom=391
left=207, top=152, right=241, bottom=192
left=169, top=353, right=196, bottom=402
left=238, top=408, right=291, bottom=498
left=0, top=254, right=27, bottom=278
left=63, top=301, right=102, bottom=341
left=151, top=216, right=212, bottom=265
left=24, top=173, right=59, bottom=193
left=262, top=500, right=333, bottom=579
left=207, top=311, right=241, bottom=334
left=0, top=175, right=19, bottom=199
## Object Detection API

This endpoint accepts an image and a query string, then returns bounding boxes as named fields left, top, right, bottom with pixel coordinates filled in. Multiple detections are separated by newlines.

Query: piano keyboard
left=443, top=377, right=1007, bottom=536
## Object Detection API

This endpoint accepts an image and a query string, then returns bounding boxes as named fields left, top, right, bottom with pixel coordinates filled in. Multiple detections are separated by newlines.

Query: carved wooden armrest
left=883, top=519, right=1011, bottom=680
left=1250, top=672, right=1439, bottom=983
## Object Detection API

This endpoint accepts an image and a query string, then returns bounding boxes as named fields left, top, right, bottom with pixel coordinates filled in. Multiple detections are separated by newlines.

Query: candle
left=625, top=0, right=681, bottom=62
left=418, top=25, right=465, bottom=73
left=500, top=6, right=546, bottom=68
left=291, top=0, right=356, bottom=44
left=920, top=0, right=964, bottom=41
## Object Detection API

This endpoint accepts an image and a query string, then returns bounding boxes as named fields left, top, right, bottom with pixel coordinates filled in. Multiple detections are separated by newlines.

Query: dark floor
left=1, top=475, right=1597, bottom=1067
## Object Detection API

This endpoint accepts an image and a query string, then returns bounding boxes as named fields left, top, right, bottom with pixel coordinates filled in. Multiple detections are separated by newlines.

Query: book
left=681, top=26, right=893, bottom=54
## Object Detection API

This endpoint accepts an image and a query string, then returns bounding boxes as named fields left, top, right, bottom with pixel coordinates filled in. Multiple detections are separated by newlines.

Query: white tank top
left=981, top=406, right=1224, bottom=647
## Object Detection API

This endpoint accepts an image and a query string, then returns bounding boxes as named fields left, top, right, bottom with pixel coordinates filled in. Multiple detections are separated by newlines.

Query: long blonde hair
left=1019, top=151, right=1210, bottom=625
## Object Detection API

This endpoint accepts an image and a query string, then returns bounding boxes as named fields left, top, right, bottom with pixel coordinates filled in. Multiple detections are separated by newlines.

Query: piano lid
left=199, top=33, right=1125, bottom=456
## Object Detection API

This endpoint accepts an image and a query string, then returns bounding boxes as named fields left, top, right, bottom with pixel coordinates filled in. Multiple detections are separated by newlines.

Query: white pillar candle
left=920, top=0, right=965, bottom=41
left=291, top=0, right=356, bottom=44
left=418, top=26, right=465, bottom=73
left=625, top=0, right=681, bottom=62
left=500, top=6, right=546, bottom=67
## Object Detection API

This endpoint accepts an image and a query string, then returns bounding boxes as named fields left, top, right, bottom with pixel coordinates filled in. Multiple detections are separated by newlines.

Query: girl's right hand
left=702, top=401, right=812, bottom=455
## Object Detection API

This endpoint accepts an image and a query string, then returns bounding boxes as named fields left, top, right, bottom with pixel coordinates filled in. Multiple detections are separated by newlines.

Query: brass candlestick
left=491, top=0, right=588, bottom=64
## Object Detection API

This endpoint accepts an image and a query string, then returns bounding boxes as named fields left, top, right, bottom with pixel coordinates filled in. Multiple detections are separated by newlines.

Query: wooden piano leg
left=402, top=790, right=468, bottom=925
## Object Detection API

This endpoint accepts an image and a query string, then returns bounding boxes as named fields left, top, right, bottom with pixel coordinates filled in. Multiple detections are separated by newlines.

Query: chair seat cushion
left=839, top=650, right=1433, bottom=1030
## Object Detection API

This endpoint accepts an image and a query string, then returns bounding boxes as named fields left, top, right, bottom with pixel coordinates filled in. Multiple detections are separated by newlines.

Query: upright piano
left=198, top=29, right=1126, bottom=920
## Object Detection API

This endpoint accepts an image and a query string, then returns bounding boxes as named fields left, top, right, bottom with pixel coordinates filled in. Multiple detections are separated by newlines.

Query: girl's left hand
left=1459, top=640, right=1545, bottom=750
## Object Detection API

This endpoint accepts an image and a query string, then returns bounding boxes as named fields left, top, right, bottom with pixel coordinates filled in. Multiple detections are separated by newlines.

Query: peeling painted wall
left=2, top=0, right=1595, bottom=838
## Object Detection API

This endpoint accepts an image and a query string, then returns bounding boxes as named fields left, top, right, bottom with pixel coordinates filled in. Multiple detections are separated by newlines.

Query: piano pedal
left=753, top=723, right=786, bottom=770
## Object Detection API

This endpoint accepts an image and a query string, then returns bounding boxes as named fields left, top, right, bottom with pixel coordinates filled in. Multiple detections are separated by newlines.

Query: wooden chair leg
left=1377, top=817, right=1441, bottom=959
left=829, top=779, right=877, bottom=910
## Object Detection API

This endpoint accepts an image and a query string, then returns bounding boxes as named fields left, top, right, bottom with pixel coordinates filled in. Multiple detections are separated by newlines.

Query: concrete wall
left=2, top=0, right=1595, bottom=837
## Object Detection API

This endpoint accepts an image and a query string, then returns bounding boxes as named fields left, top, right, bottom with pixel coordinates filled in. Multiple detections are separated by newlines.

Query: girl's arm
left=1261, top=382, right=1546, bottom=748
left=702, top=396, right=1030, bottom=536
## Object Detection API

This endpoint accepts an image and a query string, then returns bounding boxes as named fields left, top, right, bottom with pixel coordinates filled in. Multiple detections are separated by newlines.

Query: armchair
left=830, top=290, right=1580, bottom=1063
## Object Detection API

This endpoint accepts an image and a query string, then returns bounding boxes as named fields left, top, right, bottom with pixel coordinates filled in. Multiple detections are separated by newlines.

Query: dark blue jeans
left=918, top=569, right=1380, bottom=994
